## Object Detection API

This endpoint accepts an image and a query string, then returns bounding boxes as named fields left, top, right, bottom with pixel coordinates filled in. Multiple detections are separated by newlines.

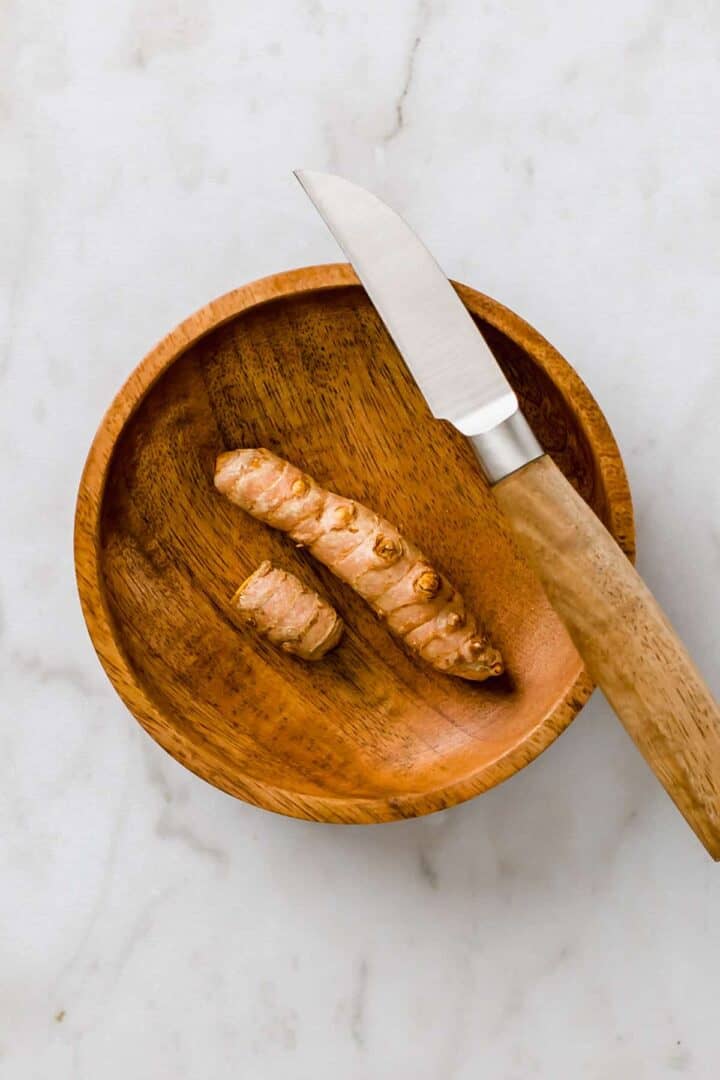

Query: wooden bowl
left=75, top=264, right=634, bottom=823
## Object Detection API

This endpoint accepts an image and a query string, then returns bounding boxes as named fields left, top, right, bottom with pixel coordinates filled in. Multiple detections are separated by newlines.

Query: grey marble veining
left=2, top=1, right=719, bottom=1077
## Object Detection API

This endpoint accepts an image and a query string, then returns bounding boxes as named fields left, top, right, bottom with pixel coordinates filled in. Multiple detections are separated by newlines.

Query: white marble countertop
left=3, top=2, right=720, bottom=1077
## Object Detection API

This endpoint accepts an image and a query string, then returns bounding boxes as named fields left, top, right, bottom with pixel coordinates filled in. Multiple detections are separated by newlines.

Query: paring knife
left=295, top=169, right=720, bottom=859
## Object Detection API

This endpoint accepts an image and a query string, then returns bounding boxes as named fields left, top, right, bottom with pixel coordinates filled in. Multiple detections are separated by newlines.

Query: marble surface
left=3, top=1, right=720, bottom=1076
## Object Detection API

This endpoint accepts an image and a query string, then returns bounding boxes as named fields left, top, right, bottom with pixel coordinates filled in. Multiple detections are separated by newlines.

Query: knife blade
left=295, top=169, right=542, bottom=482
left=295, top=168, right=720, bottom=859
left=295, top=169, right=517, bottom=435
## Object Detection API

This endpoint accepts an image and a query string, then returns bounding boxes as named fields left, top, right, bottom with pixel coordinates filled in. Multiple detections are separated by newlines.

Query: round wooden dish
left=75, top=264, right=634, bottom=823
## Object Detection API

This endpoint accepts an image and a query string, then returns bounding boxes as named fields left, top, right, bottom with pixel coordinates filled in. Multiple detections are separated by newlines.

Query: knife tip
left=294, top=168, right=339, bottom=191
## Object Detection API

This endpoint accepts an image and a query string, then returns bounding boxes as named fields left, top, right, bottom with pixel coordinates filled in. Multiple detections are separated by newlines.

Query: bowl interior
left=94, top=279, right=628, bottom=821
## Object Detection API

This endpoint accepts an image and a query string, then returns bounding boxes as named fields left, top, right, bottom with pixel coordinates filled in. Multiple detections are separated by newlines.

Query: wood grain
left=495, top=454, right=720, bottom=858
left=74, top=264, right=634, bottom=823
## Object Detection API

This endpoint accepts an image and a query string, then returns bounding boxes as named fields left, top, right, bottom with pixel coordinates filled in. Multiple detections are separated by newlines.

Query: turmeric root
left=233, top=561, right=344, bottom=660
left=216, top=449, right=503, bottom=682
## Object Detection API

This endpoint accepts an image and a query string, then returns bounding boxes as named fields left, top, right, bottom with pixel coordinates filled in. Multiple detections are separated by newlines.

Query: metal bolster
left=469, top=410, right=544, bottom=485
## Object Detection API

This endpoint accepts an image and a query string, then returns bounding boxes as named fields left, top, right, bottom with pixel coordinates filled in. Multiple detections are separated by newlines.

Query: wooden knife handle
left=494, top=454, right=720, bottom=859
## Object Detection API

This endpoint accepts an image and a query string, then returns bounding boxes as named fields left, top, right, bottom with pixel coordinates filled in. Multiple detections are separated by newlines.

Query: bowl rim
left=74, top=263, right=635, bottom=823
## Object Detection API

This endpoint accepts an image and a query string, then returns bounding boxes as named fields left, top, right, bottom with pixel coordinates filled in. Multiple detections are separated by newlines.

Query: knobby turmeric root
left=216, top=449, right=503, bottom=682
left=233, top=561, right=344, bottom=660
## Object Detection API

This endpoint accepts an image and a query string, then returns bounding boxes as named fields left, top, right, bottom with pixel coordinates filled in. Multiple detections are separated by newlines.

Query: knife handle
left=493, top=454, right=720, bottom=859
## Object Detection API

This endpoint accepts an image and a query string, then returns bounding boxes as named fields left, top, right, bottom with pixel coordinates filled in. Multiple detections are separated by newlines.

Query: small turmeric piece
left=216, top=449, right=503, bottom=682
left=233, top=561, right=344, bottom=660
